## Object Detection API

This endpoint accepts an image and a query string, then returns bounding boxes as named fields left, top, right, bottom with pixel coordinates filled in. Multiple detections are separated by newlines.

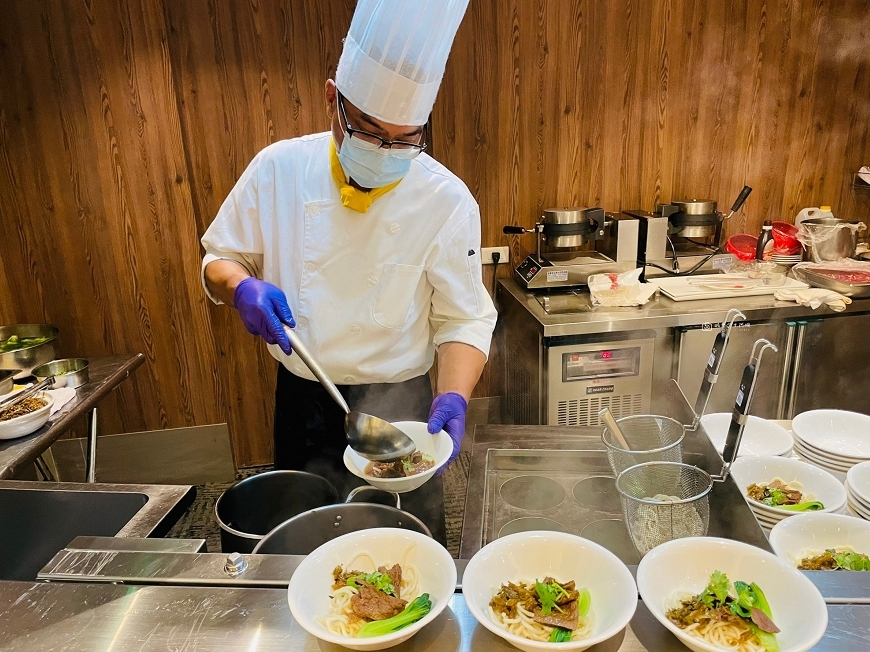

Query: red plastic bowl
left=726, top=234, right=758, bottom=261
left=772, top=221, right=801, bottom=255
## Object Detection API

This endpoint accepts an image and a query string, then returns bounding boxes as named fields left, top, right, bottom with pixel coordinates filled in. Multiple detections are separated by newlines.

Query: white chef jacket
left=201, top=132, right=496, bottom=385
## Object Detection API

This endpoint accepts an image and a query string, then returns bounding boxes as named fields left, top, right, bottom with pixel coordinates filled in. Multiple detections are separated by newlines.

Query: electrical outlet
left=481, top=246, right=510, bottom=265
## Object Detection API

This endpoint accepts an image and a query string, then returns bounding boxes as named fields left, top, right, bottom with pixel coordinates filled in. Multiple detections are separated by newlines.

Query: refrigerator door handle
left=777, top=322, right=798, bottom=420
left=786, top=321, right=808, bottom=420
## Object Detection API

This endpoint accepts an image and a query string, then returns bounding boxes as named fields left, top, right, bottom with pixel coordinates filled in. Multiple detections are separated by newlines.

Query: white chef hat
left=336, top=0, right=470, bottom=127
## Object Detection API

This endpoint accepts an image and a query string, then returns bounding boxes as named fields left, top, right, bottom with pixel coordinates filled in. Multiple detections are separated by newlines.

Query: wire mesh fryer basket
left=602, top=415, right=685, bottom=476
left=616, top=462, right=713, bottom=555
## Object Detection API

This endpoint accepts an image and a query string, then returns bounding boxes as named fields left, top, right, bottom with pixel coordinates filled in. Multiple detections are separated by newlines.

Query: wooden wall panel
left=436, top=0, right=870, bottom=256
left=1, top=0, right=868, bottom=465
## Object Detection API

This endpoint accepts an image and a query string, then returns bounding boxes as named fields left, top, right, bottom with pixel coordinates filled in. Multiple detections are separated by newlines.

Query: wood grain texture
left=1, top=1, right=868, bottom=464
left=436, top=0, right=870, bottom=258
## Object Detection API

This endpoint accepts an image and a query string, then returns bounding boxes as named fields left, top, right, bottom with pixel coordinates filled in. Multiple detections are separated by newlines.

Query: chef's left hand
left=428, top=392, right=468, bottom=467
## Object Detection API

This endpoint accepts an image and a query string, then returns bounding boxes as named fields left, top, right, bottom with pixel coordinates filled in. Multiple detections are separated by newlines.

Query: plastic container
left=725, top=233, right=758, bottom=261
left=795, top=206, right=834, bottom=226
left=771, top=221, right=801, bottom=255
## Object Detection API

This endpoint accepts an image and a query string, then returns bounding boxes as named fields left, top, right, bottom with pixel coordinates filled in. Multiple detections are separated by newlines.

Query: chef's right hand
left=233, top=278, right=295, bottom=355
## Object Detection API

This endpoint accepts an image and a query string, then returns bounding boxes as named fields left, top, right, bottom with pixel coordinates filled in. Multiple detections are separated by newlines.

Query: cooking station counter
left=458, top=423, right=769, bottom=559
left=0, top=579, right=867, bottom=651
left=499, top=278, right=870, bottom=337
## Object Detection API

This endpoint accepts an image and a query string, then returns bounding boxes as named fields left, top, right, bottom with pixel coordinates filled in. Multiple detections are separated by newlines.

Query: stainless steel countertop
left=0, top=479, right=195, bottom=538
left=0, top=354, right=145, bottom=479
left=499, top=278, right=870, bottom=337
left=0, top=580, right=865, bottom=651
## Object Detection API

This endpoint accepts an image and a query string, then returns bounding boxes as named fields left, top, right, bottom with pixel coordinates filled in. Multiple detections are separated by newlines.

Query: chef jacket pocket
left=373, top=264, right=425, bottom=329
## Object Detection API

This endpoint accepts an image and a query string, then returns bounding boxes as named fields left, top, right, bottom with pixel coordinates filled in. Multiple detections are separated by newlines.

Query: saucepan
left=215, top=470, right=339, bottom=553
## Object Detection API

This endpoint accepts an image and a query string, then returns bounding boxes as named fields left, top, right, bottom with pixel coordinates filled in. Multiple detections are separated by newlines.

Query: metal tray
left=803, top=269, right=870, bottom=298
left=481, top=449, right=642, bottom=564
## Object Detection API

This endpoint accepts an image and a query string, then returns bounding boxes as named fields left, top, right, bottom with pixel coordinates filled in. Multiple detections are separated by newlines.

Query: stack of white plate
left=700, top=413, right=794, bottom=457
left=730, top=456, right=848, bottom=530
left=792, top=410, right=870, bottom=481
left=770, top=253, right=803, bottom=266
left=846, top=461, right=870, bottom=520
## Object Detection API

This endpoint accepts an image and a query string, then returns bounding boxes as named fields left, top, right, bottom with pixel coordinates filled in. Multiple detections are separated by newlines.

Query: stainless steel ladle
left=282, top=326, right=415, bottom=461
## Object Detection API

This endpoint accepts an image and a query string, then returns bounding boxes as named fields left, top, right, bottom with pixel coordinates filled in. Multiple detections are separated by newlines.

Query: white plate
left=462, top=531, right=637, bottom=652
left=769, top=513, right=870, bottom=568
left=847, top=497, right=870, bottom=521
left=729, top=456, right=847, bottom=517
left=792, top=410, right=870, bottom=459
left=344, top=422, right=452, bottom=493
left=792, top=440, right=855, bottom=472
left=792, top=436, right=867, bottom=466
left=287, top=528, right=456, bottom=651
left=637, top=537, right=827, bottom=652
left=0, top=392, right=54, bottom=440
left=700, top=414, right=794, bottom=458
left=846, top=461, right=870, bottom=507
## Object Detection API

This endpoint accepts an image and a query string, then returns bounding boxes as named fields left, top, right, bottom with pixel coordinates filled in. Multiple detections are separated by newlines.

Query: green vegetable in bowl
left=357, top=593, right=432, bottom=637
left=834, top=550, right=870, bottom=571
left=0, top=335, right=51, bottom=354
left=346, top=570, right=396, bottom=596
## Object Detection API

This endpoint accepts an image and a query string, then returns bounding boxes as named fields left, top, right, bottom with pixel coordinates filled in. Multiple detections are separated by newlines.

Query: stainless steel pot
left=33, top=358, right=89, bottom=389
left=251, top=503, right=431, bottom=555
left=800, top=217, right=861, bottom=262
left=215, top=470, right=339, bottom=553
left=0, top=324, right=59, bottom=377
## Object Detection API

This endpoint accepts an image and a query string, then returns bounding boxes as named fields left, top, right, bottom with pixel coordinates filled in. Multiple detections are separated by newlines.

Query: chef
left=200, top=0, right=495, bottom=544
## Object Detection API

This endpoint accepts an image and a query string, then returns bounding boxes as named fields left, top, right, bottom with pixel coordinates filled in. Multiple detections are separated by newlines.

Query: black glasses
left=337, top=92, right=427, bottom=160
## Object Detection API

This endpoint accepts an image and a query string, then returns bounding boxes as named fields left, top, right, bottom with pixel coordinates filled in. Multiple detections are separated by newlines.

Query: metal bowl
left=0, top=370, right=17, bottom=396
left=0, top=324, right=59, bottom=377
left=33, top=358, right=89, bottom=389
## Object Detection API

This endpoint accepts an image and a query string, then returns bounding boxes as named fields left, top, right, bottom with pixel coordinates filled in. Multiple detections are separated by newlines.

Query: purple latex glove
left=428, top=392, right=468, bottom=466
left=233, top=277, right=295, bottom=354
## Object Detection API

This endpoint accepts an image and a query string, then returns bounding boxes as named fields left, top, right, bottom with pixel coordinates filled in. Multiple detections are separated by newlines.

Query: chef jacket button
left=305, top=263, right=317, bottom=274
left=344, top=375, right=355, bottom=383
left=350, top=325, right=361, bottom=335
left=297, top=317, right=308, bottom=327
left=389, top=223, right=400, bottom=234
left=367, top=276, right=378, bottom=287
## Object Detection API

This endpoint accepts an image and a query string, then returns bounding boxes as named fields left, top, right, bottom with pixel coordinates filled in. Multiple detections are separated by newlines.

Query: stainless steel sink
left=0, top=488, right=149, bottom=581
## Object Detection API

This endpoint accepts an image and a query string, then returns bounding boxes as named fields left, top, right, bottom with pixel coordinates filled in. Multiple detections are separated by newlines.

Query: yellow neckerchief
left=329, top=139, right=401, bottom=213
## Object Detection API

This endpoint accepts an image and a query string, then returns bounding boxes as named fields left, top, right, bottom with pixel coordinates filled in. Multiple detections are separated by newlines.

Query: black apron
left=273, top=364, right=447, bottom=545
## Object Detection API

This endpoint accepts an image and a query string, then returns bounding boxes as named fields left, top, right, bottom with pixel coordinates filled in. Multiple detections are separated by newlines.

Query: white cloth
left=774, top=288, right=852, bottom=312
left=336, top=0, right=470, bottom=125
left=201, top=132, right=496, bottom=385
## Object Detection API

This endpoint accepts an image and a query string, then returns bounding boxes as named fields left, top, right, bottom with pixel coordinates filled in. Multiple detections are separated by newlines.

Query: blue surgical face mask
left=336, top=131, right=412, bottom=189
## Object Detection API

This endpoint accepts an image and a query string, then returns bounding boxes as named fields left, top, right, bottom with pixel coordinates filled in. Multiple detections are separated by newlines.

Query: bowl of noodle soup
left=287, top=527, right=455, bottom=651
left=637, top=537, right=827, bottom=652
left=462, top=531, right=637, bottom=651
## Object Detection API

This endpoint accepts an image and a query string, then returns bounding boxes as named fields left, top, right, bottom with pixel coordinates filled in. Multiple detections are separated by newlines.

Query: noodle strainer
left=616, top=461, right=713, bottom=556
left=602, top=414, right=685, bottom=476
